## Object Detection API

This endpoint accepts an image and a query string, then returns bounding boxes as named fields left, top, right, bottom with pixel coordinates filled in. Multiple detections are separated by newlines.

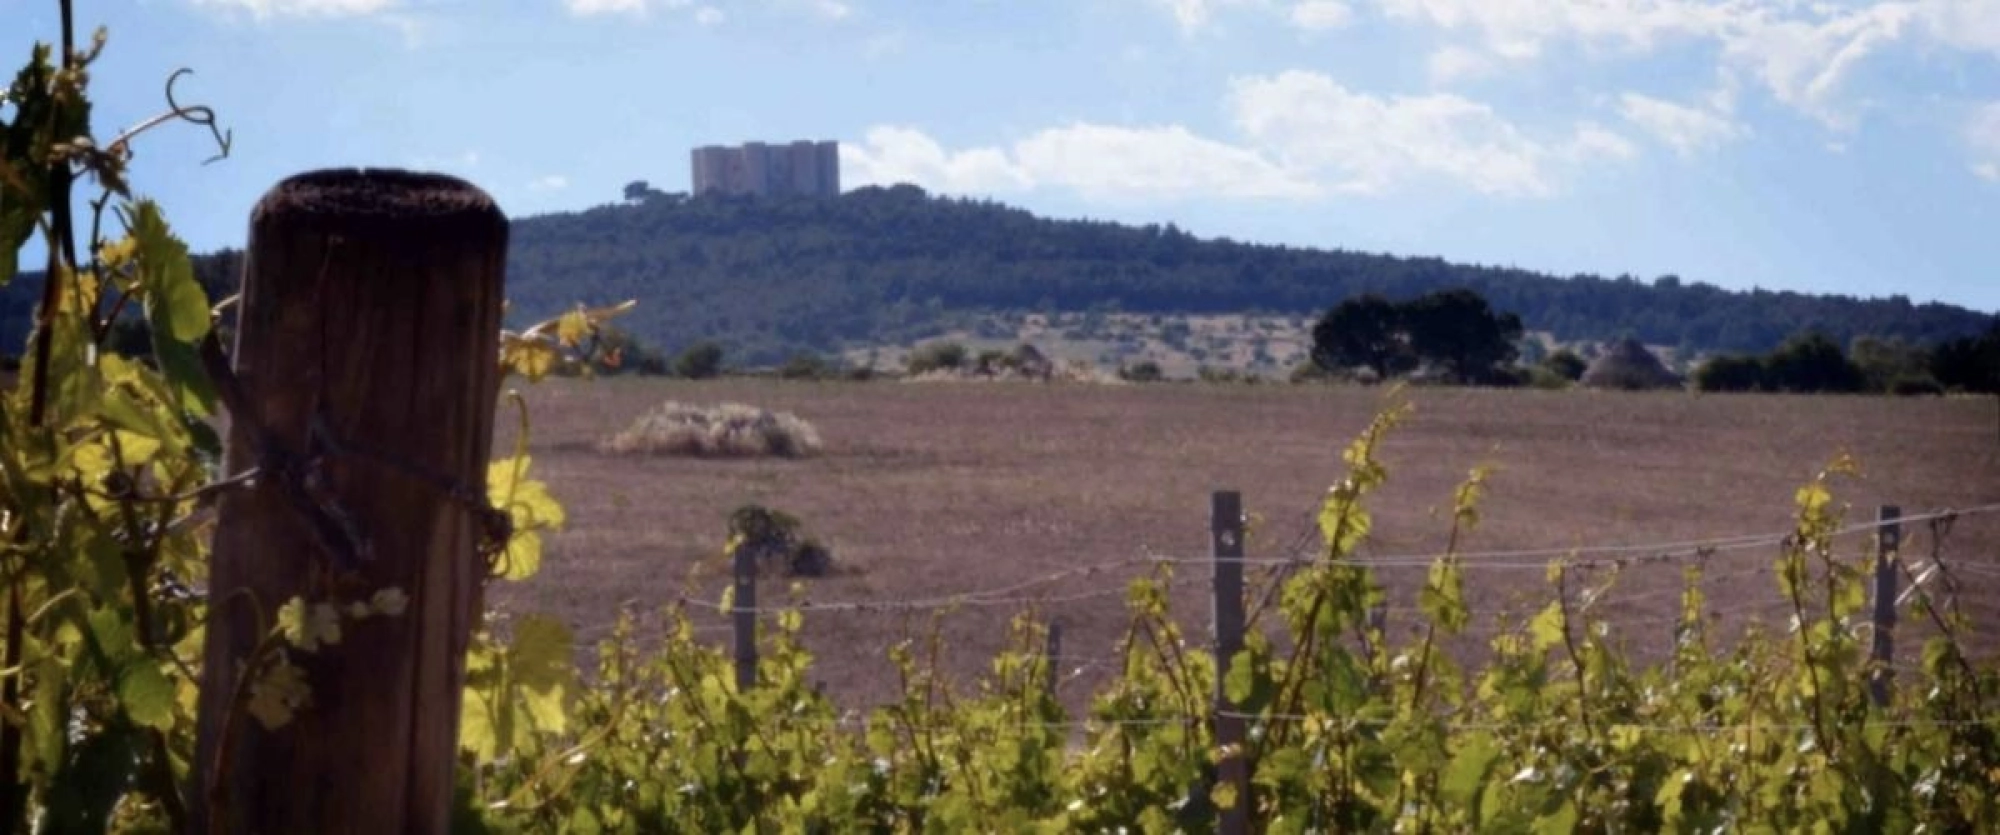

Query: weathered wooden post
left=193, top=170, right=507, bottom=833
left=1869, top=505, right=1901, bottom=707
left=734, top=541, right=759, bottom=692
left=1211, top=490, right=1249, bottom=835
left=1043, top=620, right=1064, bottom=698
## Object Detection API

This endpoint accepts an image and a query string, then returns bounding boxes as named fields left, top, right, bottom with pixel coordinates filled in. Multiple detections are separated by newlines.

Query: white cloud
left=1427, top=44, right=1495, bottom=83
left=848, top=72, right=1638, bottom=202
left=192, top=0, right=396, bottom=17
left=1916, top=0, right=2000, bottom=54
left=1373, top=0, right=1729, bottom=59
left=842, top=124, right=1311, bottom=200
left=810, top=0, right=852, bottom=20
left=1153, top=0, right=1262, bottom=34
left=1289, top=1, right=1353, bottom=31
left=694, top=6, right=724, bottom=25
left=1012, top=124, right=1316, bottom=199
left=1368, top=1, right=2000, bottom=131
left=1722, top=3, right=1915, bottom=129
left=1566, top=123, right=1641, bottom=162
left=1968, top=103, right=2000, bottom=182
left=1618, top=93, right=1746, bottom=156
left=1227, top=70, right=1602, bottom=196
left=530, top=175, right=571, bottom=191
left=841, top=127, right=1032, bottom=194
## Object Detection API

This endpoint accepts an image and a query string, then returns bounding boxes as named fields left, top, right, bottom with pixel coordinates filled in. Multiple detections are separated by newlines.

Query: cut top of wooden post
left=254, top=168, right=506, bottom=244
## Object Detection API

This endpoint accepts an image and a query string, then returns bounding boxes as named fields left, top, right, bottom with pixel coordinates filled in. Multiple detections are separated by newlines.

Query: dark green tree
left=1694, top=354, right=1766, bottom=392
left=675, top=341, right=725, bottom=379
left=1762, top=331, right=1863, bottom=393
left=1402, top=288, right=1524, bottom=383
left=1310, top=294, right=1407, bottom=380
left=1930, top=318, right=2000, bottom=393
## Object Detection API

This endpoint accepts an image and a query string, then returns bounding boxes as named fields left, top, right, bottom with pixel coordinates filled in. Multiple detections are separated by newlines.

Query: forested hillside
left=504, top=186, right=1990, bottom=363
left=5, top=184, right=1990, bottom=365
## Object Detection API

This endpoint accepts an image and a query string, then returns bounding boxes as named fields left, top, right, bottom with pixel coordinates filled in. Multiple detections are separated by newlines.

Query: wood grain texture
left=193, top=169, right=506, bottom=834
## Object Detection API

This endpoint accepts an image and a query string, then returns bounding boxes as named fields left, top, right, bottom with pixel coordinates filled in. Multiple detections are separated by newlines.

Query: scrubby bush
left=1889, top=376, right=1944, bottom=396
left=1119, top=360, right=1164, bottom=383
left=1541, top=349, right=1587, bottom=381
left=601, top=402, right=822, bottom=457
left=1763, top=331, right=1863, bottom=393
left=675, top=341, right=726, bottom=379
left=728, top=505, right=833, bottom=577
left=906, top=341, right=967, bottom=375
left=779, top=352, right=836, bottom=380
left=1694, top=354, right=1766, bottom=392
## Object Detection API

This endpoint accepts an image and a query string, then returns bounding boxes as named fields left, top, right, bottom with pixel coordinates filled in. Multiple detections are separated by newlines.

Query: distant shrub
left=1119, top=360, right=1164, bottom=383
left=1694, top=354, right=1767, bottom=392
left=1763, top=331, right=1862, bottom=393
left=1889, top=376, right=1944, bottom=396
left=906, top=342, right=967, bottom=375
left=602, top=401, right=822, bottom=458
left=1524, top=366, right=1573, bottom=390
left=1197, top=366, right=1258, bottom=385
left=1541, top=349, right=1587, bottom=381
left=675, top=341, right=726, bottom=379
left=779, top=352, right=836, bottom=380
left=728, top=505, right=833, bottom=578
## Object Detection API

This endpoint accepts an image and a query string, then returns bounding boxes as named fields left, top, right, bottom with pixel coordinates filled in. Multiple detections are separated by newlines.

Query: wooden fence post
left=192, top=170, right=507, bottom=833
left=734, top=541, right=759, bottom=692
left=1870, top=505, right=1901, bottom=707
left=1044, top=620, right=1064, bottom=698
left=1211, top=491, right=1249, bottom=835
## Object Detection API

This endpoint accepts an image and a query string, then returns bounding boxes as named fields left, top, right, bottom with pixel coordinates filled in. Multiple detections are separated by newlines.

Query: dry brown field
left=490, top=378, right=2000, bottom=711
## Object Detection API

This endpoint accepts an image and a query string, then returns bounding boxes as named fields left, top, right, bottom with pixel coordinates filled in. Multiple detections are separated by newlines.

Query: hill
left=504, top=186, right=1991, bottom=365
left=5, top=185, right=1991, bottom=366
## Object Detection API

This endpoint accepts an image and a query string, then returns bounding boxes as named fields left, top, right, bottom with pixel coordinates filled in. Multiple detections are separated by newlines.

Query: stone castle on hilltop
left=691, top=140, right=839, bottom=198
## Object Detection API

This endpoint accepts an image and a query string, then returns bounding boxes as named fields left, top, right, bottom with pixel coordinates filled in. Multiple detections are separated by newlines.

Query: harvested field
left=490, top=378, right=2000, bottom=711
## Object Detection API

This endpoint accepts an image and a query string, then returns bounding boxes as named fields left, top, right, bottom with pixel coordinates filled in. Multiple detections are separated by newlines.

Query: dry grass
left=496, top=379, right=2000, bottom=711
left=599, top=401, right=822, bottom=458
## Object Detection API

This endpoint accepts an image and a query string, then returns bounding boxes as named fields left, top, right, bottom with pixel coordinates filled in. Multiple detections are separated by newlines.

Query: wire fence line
left=673, top=709, right=2000, bottom=736
left=620, top=502, right=1998, bottom=619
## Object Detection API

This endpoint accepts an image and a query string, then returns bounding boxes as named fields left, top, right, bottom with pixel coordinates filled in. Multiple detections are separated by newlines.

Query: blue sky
left=6, top=0, right=1998, bottom=311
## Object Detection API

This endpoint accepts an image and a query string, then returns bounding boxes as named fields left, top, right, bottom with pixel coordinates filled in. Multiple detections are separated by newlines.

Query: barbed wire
left=722, top=709, right=1999, bottom=735
left=538, top=501, right=1996, bottom=626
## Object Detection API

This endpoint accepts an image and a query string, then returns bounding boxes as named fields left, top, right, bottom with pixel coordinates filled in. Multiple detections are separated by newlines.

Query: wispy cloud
left=842, top=124, right=1311, bottom=200
left=190, top=0, right=397, bottom=17
left=1969, top=102, right=2000, bottom=182
left=1618, top=93, right=1746, bottom=156
left=1426, top=44, right=1495, bottom=83
left=846, top=70, right=1633, bottom=202
left=530, top=175, right=571, bottom=191
left=564, top=0, right=688, bottom=16
left=1288, top=1, right=1353, bottom=31
left=1152, top=0, right=1262, bottom=35
left=1229, top=70, right=1613, bottom=197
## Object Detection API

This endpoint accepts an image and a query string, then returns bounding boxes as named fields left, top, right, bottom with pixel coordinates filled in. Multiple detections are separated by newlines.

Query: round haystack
left=1581, top=338, right=1681, bottom=391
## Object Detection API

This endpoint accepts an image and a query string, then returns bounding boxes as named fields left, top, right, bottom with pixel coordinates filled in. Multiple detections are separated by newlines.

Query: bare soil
left=490, top=378, right=2000, bottom=711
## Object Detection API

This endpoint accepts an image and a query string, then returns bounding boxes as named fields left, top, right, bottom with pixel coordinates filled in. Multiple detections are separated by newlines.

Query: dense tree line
left=1693, top=319, right=2000, bottom=394
left=6, top=186, right=1989, bottom=365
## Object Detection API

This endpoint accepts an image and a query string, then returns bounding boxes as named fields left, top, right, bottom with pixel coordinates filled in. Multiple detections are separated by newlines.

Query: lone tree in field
left=1311, top=288, right=1523, bottom=384
left=1310, top=294, right=1407, bottom=380
left=1402, top=287, right=1523, bottom=383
